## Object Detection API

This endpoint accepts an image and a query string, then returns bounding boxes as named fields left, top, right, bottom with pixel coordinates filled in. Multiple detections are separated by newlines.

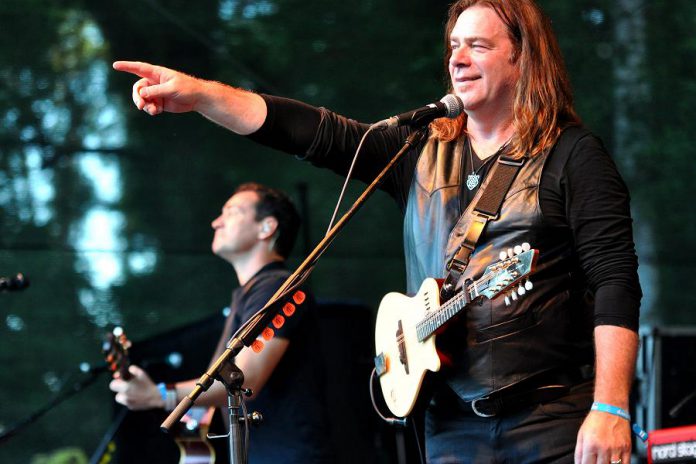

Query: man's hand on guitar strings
left=109, top=365, right=164, bottom=410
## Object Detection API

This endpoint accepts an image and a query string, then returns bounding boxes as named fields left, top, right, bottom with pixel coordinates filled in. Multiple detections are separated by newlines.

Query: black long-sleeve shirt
left=248, top=95, right=641, bottom=330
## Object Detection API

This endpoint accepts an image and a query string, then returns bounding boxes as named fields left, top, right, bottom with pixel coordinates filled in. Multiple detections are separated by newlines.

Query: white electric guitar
left=374, top=244, right=538, bottom=418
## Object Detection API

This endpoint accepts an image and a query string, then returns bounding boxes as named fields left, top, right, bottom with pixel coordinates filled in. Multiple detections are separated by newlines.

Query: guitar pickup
left=374, top=353, right=388, bottom=377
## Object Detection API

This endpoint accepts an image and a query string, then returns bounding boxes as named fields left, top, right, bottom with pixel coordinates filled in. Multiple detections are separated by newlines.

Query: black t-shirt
left=217, top=262, right=332, bottom=464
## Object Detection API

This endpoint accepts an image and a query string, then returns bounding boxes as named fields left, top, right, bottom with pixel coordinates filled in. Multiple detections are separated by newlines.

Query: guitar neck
left=415, top=283, right=479, bottom=342
left=413, top=248, right=536, bottom=343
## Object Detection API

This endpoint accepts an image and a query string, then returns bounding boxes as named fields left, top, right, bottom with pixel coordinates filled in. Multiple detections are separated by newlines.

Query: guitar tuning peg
left=517, top=284, right=526, bottom=296
left=283, top=302, right=296, bottom=316
left=272, top=315, right=285, bottom=329
left=262, top=327, right=275, bottom=340
left=499, top=250, right=508, bottom=260
left=292, top=290, right=306, bottom=304
left=251, top=340, right=264, bottom=353
left=504, top=295, right=511, bottom=306
left=507, top=248, right=514, bottom=259
left=513, top=245, right=523, bottom=255
left=522, top=242, right=531, bottom=252
left=524, top=280, right=533, bottom=291
left=511, top=290, right=518, bottom=301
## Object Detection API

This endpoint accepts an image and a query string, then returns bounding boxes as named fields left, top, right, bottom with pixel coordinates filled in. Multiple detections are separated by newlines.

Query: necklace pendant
left=466, top=173, right=480, bottom=190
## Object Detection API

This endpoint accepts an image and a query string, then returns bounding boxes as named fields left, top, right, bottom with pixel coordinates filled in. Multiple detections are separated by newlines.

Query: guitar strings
left=415, top=259, right=526, bottom=335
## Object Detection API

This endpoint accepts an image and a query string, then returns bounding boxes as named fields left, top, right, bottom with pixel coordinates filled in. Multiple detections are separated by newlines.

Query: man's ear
left=259, top=217, right=278, bottom=239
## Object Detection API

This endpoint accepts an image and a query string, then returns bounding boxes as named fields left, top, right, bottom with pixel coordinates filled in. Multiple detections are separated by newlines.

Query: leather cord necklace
left=466, top=138, right=511, bottom=191
left=443, top=151, right=526, bottom=301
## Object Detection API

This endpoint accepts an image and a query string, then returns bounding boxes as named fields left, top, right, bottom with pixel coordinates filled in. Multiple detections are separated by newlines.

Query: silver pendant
left=466, top=173, right=480, bottom=190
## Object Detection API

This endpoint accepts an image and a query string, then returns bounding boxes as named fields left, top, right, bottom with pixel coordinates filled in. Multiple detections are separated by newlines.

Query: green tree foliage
left=1, top=1, right=694, bottom=462
left=633, top=0, right=696, bottom=323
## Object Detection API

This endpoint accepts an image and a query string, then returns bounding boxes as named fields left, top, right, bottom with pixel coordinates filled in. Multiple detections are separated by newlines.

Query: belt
left=466, top=367, right=590, bottom=418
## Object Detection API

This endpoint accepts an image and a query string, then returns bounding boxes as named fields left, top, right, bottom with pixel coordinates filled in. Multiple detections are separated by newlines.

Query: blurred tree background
left=0, top=0, right=693, bottom=462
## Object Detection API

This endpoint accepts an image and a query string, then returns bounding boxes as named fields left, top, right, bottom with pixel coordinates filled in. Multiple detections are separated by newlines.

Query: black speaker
left=635, top=326, right=696, bottom=434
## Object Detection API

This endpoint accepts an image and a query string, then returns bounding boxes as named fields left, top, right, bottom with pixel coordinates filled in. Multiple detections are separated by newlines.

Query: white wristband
left=164, top=387, right=177, bottom=411
left=157, top=382, right=178, bottom=411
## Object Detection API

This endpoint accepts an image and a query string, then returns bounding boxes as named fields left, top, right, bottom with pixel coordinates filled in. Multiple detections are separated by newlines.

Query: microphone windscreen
left=440, top=94, right=464, bottom=119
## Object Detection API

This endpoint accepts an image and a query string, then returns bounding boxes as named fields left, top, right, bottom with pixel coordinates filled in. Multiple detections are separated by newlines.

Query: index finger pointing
left=113, top=61, right=162, bottom=81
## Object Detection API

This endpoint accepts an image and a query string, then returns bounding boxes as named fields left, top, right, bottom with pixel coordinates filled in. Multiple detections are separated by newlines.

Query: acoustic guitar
left=374, top=244, right=538, bottom=418
left=103, top=327, right=216, bottom=464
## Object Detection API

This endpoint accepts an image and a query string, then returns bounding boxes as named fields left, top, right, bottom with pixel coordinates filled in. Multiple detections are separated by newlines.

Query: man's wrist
left=591, top=401, right=630, bottom=421
left=156, top=382, right=178, bottom=411
left=592, top=392, right=629, bottom=410
left=591, top=401, right=649, bottom=442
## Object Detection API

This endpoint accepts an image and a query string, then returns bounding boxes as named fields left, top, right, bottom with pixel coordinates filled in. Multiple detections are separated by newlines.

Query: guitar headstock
left=477, top=243, right=538, bottom=304
left=102, top=326, right=133, bottom=380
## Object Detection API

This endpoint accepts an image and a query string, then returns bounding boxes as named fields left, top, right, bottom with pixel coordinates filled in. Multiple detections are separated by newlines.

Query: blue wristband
left=633, top=423, right=649, bottom=443
left=591, top=401, right=630, bottom=420
left=156, top=382, right=167, bottom=402
left=591, top=402, right=648, bottom=443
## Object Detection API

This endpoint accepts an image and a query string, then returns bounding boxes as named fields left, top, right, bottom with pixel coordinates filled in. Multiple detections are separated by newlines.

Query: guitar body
left=102, top=327, right=216, bottom=464
left=374, top=245, right=538, bottom=419
left=176, top=405, right=216, bottom=464
left=375, top=277, right=442, bottom=418
left=178, top=441, right=215, bottom=464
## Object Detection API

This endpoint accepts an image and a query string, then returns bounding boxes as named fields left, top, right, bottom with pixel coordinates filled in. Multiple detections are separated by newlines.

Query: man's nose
left=450, top=46, right=470, bottom=67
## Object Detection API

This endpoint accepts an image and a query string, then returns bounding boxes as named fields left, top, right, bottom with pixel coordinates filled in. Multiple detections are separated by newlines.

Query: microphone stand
left=161, top=127, right=428, bottom=464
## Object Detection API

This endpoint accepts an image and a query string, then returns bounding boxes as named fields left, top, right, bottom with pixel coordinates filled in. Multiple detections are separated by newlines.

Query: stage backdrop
left=1, top=0, right=694, bottom=462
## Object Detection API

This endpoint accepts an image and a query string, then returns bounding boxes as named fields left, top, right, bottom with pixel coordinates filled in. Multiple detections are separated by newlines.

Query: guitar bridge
left=396, top=320, right=409, bottom=375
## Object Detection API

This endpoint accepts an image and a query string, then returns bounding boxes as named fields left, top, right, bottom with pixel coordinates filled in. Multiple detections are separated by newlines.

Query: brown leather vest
left=403, top=130, right=593, bottom=401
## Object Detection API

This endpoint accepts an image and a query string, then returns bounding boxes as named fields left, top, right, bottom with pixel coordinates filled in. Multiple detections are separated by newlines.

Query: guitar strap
left=440, top=126, right=590, bottom=301
left=441, top=154, right=525, bottom=301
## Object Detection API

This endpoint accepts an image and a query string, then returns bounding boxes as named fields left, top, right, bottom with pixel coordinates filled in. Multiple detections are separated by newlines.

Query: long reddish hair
left=430, top=0, right=580, bottom=158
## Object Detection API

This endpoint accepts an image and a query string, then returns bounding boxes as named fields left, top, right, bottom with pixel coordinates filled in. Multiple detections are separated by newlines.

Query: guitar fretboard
left=415, top=283, right=481, bottom=342
left=413, top=250, right=535, bottom=342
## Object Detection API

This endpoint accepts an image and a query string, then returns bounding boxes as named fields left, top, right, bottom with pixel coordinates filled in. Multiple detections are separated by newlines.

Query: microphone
left=369, top=94, right=464, bottom=131
left=0, top=273, right=30, bottom=292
